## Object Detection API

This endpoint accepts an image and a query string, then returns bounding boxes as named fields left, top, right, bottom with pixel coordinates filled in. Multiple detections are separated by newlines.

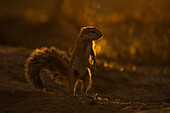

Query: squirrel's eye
left=91, top=31, right=96, bottom=33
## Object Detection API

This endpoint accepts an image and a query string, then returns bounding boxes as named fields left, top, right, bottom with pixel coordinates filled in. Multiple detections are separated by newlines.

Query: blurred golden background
left=0, top=0, right=169, bottom=65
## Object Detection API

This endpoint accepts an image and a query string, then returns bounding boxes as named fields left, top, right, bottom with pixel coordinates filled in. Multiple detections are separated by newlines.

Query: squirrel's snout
left=96, top=29, right=103, bottom=38
left=97, top=31, right=103, bottom=39
left=99, top=33, right=103, bottom=38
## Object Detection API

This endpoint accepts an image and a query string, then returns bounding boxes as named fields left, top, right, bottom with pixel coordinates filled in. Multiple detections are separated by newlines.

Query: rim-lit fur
left=25, top=47, right=70, bottom=89
left=25, top=26, right=103, bottom=97
left=69, top=27, right=103, bottom=96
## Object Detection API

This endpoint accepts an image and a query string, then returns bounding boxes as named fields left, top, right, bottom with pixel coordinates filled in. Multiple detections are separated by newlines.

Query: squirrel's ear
left=81, top=29, right=87, bottom=35
left=81, top=27, right=89, bottom=34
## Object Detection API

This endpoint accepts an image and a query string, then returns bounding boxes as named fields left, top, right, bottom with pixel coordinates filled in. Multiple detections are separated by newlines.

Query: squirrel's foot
left=72, top=95, right=78, bottom=98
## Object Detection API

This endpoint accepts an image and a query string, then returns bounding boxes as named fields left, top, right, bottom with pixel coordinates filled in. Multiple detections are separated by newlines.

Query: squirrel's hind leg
left=80, top=69, right=92, bottom=98
left=69, top=70, right=78, bottom=97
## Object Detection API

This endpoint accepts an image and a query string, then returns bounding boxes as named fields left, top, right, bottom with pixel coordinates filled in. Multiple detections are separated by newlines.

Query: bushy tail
left=25, top=47, right=70, bottom=89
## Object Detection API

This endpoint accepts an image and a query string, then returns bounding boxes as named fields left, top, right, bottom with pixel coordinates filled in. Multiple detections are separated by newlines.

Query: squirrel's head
left=79, top=26, right=103, bottom=41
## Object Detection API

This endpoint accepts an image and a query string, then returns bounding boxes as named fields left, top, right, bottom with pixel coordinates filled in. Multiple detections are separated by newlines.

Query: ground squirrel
left=25, top=26, right=103, bottom=97
left=69, top=26, right=103, bottom=97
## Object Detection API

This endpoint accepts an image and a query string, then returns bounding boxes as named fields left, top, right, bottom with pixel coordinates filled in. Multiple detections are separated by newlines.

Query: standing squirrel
left=25, top=26, right=103, bottom=97
left=69, top=26, right=103, bottom=97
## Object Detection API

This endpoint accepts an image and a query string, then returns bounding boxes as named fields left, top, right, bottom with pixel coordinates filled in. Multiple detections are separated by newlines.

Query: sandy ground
left=0, top=46, right=170, bottom=113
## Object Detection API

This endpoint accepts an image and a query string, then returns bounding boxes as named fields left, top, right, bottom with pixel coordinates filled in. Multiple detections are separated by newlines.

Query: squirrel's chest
left=72, top=43, right=92, bottom=67
left=78, top=43, right=92, bottom=60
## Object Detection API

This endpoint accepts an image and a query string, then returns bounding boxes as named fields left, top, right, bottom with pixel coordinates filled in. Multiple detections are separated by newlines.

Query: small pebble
left=81, top=101, right=86, bottom=104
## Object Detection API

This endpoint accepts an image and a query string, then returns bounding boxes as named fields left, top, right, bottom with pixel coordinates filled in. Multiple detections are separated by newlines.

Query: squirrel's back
left=25, top=47, right=70, bottom=89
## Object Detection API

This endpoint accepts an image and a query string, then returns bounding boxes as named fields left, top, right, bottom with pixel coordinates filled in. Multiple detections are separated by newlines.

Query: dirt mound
left=0, top=46, right=170, bottom=113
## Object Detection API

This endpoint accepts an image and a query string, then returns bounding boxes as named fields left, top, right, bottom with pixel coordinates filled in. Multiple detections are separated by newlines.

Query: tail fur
left=25, top=47, right=70, bottom=89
